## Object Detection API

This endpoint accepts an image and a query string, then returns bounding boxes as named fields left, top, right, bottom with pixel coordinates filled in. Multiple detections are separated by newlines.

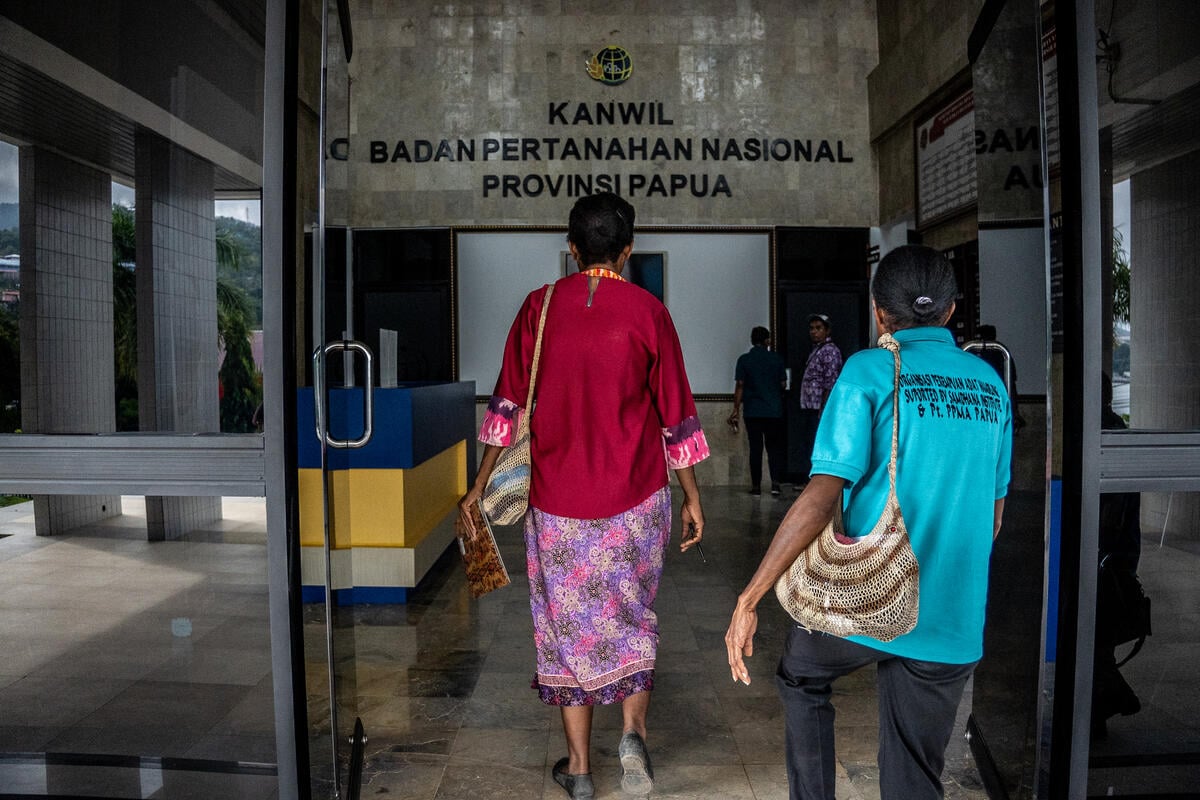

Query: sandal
left=552, top=757, right=595, bottom=799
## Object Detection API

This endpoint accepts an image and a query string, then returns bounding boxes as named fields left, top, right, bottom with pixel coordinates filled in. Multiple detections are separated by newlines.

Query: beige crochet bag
left=774, top=333, right=919, bottom=641
left=481, top=285, right=553, bottom=525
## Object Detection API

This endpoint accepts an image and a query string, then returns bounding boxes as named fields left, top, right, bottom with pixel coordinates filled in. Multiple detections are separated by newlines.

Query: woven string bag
left=481, top=284, right=553, bottom=525
left=774, top=333, right=920, bottom=642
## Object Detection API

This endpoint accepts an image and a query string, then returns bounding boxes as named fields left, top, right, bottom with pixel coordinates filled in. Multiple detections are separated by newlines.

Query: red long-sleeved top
left=482, top=272, right=709, bottom=519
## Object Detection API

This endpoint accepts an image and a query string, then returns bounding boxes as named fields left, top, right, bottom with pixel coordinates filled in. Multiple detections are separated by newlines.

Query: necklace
left=582, top=267, right=625, bottom=307
left=581, top=267, right=626, bottom=281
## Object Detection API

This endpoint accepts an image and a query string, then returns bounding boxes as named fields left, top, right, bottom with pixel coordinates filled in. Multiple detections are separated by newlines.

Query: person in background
left=795, top=313, right=843, bottom=489
left=1092, top=375, right=1144, bottom=738
left=458, top=192, right=708, bottom=800
left=725, top=245, right=1012, bottom=800
left=729, top=326, right=788, bottom=496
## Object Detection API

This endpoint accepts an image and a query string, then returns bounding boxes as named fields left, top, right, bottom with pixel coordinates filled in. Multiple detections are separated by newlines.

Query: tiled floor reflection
left=307, top=486, right=988, bottom=800
left=0, top=497, right=277, bottom=798
left=1087, top=531, right=1200, bottom=795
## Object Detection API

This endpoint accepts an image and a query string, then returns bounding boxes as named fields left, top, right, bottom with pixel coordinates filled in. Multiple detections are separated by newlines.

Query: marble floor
left=308, top=484, right=989, bottom=800
left=0, top=497, right=278, bottom=799
left=0, top=488, right=989, bottom=799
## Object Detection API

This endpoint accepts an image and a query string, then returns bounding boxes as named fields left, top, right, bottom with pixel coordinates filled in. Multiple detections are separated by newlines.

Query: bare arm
left=724, top=474, right=844, bottom=684
left=993, top=497, right=1005, bottom=540
left=728, top=381, right=744, bottom=426
left=457, top=443, right=504, bottom=538
left=674, top=465, right=704, bottom=552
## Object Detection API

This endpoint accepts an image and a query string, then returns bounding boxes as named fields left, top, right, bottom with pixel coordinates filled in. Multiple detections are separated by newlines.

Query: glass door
left=0, top=2, right=287, bottom=797
left=303, top=1, right=376, bottom=796
left=1039, top=1, right=1200, bottom=796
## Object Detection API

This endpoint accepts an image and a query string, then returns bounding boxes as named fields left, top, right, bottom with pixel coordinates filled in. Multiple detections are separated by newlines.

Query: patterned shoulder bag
left=481, top=284, right=554, bottom=525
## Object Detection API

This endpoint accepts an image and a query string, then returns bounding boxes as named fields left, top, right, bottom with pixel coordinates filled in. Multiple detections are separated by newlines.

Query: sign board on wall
left=337, top=3, right=881, bottom=227
left=915, top=90, right=978, bottom=226
left=1041, top=21, right=1060, bottom=175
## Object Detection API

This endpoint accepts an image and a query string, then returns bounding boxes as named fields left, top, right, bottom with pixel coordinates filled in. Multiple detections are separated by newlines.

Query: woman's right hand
left=459, top=444, right=505, bottom=540
left=457, top=485, right=483, bottom=540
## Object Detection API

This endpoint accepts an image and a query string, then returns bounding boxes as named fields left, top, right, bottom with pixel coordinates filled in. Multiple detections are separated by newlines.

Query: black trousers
left=776, top=627, right=977, bottom=800
left=795, top=408, right=821, bottom=484
left=744, top=415, right=786, bottom=488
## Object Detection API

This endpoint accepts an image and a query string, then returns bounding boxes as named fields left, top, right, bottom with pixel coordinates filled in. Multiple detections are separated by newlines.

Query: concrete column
left=134, top=132, right=222, bottom=540
left=1130, top=149, right=1200, bottom=543
left=17, top=147, right=122, bottom=534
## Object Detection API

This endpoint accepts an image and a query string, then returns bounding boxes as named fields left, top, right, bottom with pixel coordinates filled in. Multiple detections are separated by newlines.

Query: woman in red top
left=459, top=193, right=709, bottom=799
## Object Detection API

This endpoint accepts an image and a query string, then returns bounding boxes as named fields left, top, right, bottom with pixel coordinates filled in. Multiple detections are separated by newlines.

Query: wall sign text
left=362, top=100, right=858, bottom=199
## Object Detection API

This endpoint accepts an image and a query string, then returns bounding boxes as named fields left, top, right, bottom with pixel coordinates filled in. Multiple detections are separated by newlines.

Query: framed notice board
left=915, top=89, right=978, bottom=227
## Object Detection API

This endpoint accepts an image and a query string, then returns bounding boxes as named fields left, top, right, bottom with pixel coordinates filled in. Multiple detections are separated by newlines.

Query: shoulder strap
left=525, top=284, right=554, bottom=413
left=878, top=333, right=902, bottom=500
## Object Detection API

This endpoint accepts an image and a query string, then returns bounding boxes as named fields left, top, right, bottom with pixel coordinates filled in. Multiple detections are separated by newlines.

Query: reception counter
left=297, top=381, right=476, bottom=602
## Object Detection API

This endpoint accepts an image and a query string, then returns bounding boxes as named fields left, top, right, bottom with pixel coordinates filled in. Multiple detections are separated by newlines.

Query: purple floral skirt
left=525, top=486, right=672, bottom=706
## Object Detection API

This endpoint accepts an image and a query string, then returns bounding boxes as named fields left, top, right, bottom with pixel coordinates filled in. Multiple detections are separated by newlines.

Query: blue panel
left=296, top=381, right=476, bottom=469
left=1045, top=478, right=1062, bottom=662
left=409, top=380, right=477, bottom=465
left=337, top=586, right=410, bottom=604
left=302, top=585, right=411, bottom=604
left=301, top=584, right=327, bottom=604
left=296, top=388, right=321, bottom=468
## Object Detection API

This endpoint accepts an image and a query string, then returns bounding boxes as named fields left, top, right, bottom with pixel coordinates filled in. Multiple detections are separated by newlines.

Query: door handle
left=312, top=340, right=375, bottom=449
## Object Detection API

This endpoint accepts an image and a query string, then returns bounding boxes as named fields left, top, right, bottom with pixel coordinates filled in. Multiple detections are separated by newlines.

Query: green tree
left=217, top=242, right=262, bottom=433
left=1112, top=226, right=1130, bottom=324
left=0, top=300, right=19, bottom=432
left=216, top=217, right=263, bottom=326
left=0, top=227, right=18, bottom=254
left=112, top=205, right=262, bottom=433
left=112, top=205, right=138, bottom=430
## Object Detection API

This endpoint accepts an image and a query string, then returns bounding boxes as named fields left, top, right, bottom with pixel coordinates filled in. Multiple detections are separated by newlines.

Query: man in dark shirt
left=729, top=326, right=787, bottom=495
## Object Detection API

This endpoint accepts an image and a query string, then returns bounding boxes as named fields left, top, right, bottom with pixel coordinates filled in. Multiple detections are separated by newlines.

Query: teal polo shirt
left=810, top=326, right=1012, bottom=663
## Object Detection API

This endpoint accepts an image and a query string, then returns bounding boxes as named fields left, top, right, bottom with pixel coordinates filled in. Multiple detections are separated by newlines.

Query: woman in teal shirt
left=724, top=245, right=1012, bottom=800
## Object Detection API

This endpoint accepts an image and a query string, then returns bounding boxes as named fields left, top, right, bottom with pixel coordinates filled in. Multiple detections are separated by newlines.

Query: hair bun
left=912, top=295, right=935, bottom=312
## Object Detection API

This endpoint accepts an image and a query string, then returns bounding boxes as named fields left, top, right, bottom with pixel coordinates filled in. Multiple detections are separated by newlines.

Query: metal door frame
left=1042, top=2, right=1200, bottom=796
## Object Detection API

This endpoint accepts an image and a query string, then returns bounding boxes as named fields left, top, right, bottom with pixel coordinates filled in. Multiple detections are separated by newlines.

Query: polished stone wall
left=340, top=0, right=878, bottom=227
left=869, top=0, right=984, bottom=227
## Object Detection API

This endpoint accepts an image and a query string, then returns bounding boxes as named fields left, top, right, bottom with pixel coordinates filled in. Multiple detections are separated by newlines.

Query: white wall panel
left=457, top=231, right=770, bottom=397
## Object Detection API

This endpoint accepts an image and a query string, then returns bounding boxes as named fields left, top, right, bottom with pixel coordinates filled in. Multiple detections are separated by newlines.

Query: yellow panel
left=300, top=440, right=468, bottom=549
left=298, top=468, right=353, bottom=549
left=345, top=469, right=407, bottom=547
left=401, top=440, right=467, bottom=548
left=327, top=470, right=353, bottom=549
left=298, top=469, right=324, bottom=547
left=345, top=440, right=467, bottom=548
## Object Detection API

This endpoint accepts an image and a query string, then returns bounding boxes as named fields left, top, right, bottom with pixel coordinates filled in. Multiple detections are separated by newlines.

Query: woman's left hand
left=679, top=493, right=704, bottom=552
